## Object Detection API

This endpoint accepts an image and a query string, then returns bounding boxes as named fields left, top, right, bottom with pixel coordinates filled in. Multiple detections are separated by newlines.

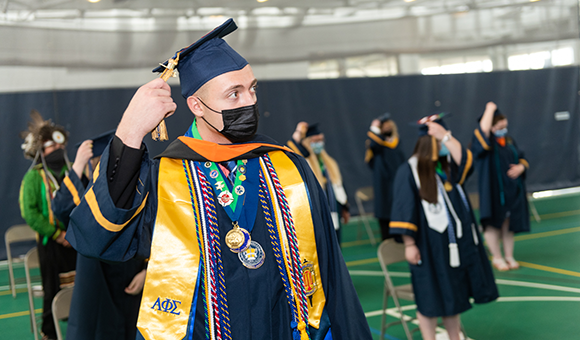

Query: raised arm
left=427, top=121, right=462, bottom=165
left=479, top=101, right=497, bottom=138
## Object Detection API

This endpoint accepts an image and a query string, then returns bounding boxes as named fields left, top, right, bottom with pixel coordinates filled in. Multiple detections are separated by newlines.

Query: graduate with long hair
left=389, top=113, right=498, bottom=340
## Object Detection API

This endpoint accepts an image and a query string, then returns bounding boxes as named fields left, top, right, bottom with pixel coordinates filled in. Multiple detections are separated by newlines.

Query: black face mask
left=44, top=148, right=67, bottom=175
left=383, top=131, right=393, bottom=138
left=198, top=98, right=260, bottom=143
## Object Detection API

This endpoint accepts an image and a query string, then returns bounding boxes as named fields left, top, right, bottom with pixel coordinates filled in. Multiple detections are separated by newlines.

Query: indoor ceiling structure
left=0, top=0, right=578, bottom=68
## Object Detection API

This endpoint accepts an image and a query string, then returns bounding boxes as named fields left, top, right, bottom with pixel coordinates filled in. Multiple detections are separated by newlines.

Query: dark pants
left=37, top=238, right=77, bottom=338
left=379, top=219, right=393, bottom=241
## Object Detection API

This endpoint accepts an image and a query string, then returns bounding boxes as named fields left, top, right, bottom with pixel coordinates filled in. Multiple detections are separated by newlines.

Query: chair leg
left=380, top=282, right=389, bottom=340
left=392, top=293, right=413, bottom=340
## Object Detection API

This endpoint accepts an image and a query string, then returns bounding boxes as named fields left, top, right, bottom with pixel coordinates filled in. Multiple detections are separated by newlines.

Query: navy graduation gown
left=365, top=131, right=406, bottom=220
left=390, top=148, right=498, bottom=317
left=52, top=170, right=144, bottom=340
left=471, top=127, right=530, bottom=233
left=66, top=134, right=372, bottom=340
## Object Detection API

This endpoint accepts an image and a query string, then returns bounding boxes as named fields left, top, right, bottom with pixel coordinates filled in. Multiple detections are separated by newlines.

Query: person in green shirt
left=19, top=110, right=77, bottom=340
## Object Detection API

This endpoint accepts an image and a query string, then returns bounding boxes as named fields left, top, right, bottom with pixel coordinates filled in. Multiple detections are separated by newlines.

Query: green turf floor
left=1, top=193, right=579, bottom=340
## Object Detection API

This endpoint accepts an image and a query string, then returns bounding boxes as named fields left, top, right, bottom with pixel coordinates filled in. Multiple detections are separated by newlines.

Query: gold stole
left=137, top=152, right=326, bottom=340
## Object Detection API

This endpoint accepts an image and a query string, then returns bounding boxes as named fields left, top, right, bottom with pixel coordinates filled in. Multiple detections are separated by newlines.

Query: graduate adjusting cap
left=153, top=18, right=248, bottom=99
left=414, top=112, right=449, bottom=136
left=76, top=130, right=115, bottom=158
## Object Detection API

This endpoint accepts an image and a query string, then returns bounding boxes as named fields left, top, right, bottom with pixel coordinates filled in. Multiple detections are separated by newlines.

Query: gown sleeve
left=389, top=164, right=420, bottom=239
left=52, top=170, right=86, bottom=227
left=450, top=146, right=474, bottom=186
left=471, top=126, right=492, bottom=159
left=287, top=153, right=373, bottom=340
left=66, top=137, right=156, bottom=263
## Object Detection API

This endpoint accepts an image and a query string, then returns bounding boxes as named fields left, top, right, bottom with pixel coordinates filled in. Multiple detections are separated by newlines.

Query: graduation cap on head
left=76, top=130, right=115, bottom=158
left=305, top=123, right=322, bottom=137
left=414, top=112, right=449, bottom=136
left=378, top=113, right=391, bottom=123
left=152, top=18, right=248, bottom=99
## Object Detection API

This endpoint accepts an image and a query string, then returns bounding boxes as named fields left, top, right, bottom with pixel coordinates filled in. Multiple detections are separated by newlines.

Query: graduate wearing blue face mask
left=288, top=122, right=350, bottom=244
left=472, top=102, right=530, bottom=273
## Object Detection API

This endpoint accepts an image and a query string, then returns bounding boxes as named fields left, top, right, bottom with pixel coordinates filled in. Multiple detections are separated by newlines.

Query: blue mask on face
left=439, top=143, right=450, bottom=157
left=310, top=141, right=325, bottom=155
left=494, top=128, right=508, bottom=137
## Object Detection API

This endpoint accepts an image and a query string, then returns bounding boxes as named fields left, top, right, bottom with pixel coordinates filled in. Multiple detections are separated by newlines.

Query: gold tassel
left=151, top=53, right=180, bottom=141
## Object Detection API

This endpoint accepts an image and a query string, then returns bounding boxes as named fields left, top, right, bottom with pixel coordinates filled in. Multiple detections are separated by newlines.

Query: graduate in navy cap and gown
left=365, top=113, right=406, bottom=240
left=390, top=113, right=498, bottom=340
left=472, top=102, right=530, bottom=271
left=52, top=131, right=146, bottom=340
left=288, top=122, right=350, bottom=244
left=66, top=18, right=371, bottom=340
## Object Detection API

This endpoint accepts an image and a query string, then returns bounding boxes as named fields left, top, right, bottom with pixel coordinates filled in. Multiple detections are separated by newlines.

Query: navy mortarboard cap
left=306, top=123, right=322, bottom=137
left=414, top=112, right=449, bottom=136
left=153, top=18, right=248, bottom=99
left=76, top=130, right=115, bottom=158
left=378, top=113, right=391, bottom=123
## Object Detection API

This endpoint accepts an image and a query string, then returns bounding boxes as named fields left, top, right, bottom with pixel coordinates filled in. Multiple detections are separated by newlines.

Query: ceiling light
left=257, top=0, right=269, bottom=3
left=529, top=0, right=541, bottom=2
left=87, top=0, right=101, bottom=3
left=404, top=0, right=416, bottom=2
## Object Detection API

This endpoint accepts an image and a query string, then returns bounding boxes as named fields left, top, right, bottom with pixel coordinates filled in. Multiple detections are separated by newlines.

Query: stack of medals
left=202, top=160, right=265, bottom=269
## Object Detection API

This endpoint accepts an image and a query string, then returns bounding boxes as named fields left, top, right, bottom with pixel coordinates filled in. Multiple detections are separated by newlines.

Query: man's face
left=191, top=64, right=258, bottom=131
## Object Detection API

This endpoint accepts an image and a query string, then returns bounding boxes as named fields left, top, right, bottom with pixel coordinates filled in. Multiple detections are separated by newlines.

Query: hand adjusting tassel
left=151, top=52, right=180, bottom=141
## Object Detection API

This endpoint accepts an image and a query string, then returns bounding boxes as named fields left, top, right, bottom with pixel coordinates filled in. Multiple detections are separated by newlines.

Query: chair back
left=377, top=239, right=406, bottom=267
left=355, top=186, right=374, bottom=202
left=5, top=224, right=36, bottom=298
left=52, top=287, right=74, bottom=340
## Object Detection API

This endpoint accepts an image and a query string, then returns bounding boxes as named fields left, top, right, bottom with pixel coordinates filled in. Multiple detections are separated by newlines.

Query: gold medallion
left=225, top=222, right=251, bottom=253
left=239, top=174, right=247, bottom=181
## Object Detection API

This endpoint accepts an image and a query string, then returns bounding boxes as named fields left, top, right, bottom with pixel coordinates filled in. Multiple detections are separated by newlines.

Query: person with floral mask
left=66, top=19, right=371, bottom=340
left=19, top=110, right=77, bottom=340
left=390, top=113, right=498, bottom=340
left=472, top=102, right=530, bottom=271
left=365, top=113, right=406, bottom=240
left=288, top=122, right=350, bottom=243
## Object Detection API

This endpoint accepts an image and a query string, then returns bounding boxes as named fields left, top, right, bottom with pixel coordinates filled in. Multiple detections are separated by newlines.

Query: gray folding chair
left=52, top=286, right=74, bottom=340
left=354, top=186, right=377, bottom=245
left=378, top=239, right=469, bottom=340
left=377, top=239, right=414, bottom=340
left=25, top=247, right=43, bottom=340
left=5, top=224, right=37, bottom=298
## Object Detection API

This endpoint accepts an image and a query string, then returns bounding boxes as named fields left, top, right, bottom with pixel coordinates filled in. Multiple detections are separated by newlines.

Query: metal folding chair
left=354, top=186, right=377, bottom=245
left=377, top=239, right=414, bottom=340
left=5, top=224, right=37, bottom=298
left=25, top=247, right=43, bottom=340
left=52, top=286, right=74, bottom=340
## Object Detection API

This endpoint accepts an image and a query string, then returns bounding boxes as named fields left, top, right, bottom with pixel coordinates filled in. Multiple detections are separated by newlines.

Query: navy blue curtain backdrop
left=1, top=67, right=578, bottom=259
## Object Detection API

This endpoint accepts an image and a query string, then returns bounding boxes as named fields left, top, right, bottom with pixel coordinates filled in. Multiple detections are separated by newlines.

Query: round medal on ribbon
left=226, top=226, right=251, bottom=253
left=217, top=191, right=234, bottom=206
left=209, top=169, right=219, bottom=179
left=238, top=241, right=265, bottom=269
left=204, top=161, right=212, bottom=168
